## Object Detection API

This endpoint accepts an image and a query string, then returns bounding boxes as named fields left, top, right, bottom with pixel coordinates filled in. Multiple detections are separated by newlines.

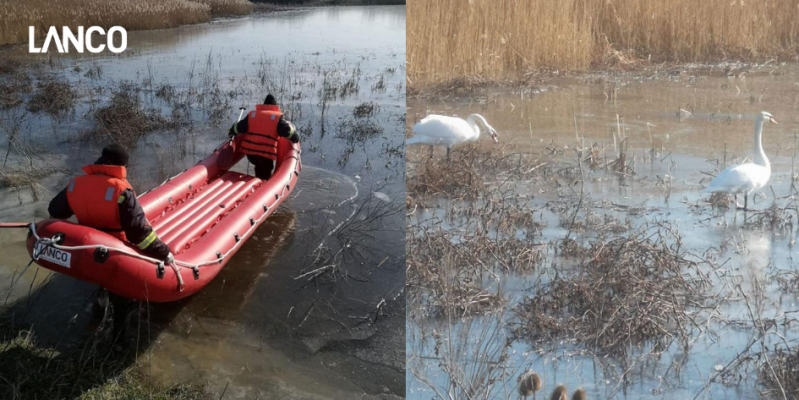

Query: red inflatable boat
left=25, top=136, right=301, bottom=302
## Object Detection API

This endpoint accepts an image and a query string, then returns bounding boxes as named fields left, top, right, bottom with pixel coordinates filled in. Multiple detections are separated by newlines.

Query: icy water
left=0, top=6, right=405, bottom=399
left=407, top=63, right=799, bottom=399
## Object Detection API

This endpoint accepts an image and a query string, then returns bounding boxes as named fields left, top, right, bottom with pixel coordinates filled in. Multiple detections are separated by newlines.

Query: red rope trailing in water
left=0, top=222, right=30, bottom=228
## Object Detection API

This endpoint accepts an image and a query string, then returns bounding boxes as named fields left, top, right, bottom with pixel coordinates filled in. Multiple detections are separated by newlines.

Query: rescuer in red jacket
left=228, top=94, right=299, bottom=179
left=48, top=144, right=173, bottom=264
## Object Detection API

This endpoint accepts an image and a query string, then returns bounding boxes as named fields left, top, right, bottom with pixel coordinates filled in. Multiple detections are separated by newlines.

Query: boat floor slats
left=153, top=172, right=261, bottom=253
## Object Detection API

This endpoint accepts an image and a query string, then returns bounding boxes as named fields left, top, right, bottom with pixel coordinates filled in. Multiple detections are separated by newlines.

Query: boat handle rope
left=21, top=156, right=299, bottom=293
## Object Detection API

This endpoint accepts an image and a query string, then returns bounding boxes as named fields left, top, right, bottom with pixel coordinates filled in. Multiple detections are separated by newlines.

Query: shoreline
left=408, top=58, right=792, bottom=99
left=0, top=1, right=405, bottom=48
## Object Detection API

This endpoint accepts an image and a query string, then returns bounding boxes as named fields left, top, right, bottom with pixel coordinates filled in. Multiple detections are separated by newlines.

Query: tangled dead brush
left=93, top=82, right=168, bottom=146
left=513, top=225, right=708, bottom=354
left=445, top=189, right=545, bottom=240
left=759, top=346, right=799, bottom=398
left=406, top=228, right=505, bottom=318
left=599, top=37, right=644, bottom=70
left=335, top=117, right=383, bottom=142
left=744, top=203, right=796, bottom=233
left=26, top=78, right=76, bottom=118
left=0, top=59, right=23, bottom=75
left=0, top=72, right=32, bottom=110
left=559, top=209, right=632, bottom=234
left=407, top=144, right=526, bottom=200
left=0, top=169, right=44, bottom=201
left=408, top=205, right=545, bottom=318
left=352, top=101, right=377, bottom=117
left=708, top=192, right=731, bottom=208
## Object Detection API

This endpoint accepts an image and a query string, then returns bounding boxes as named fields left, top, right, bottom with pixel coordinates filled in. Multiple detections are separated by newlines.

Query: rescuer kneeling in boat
left=229, top=94, right=299, bottom=180
left=47, top=144, right=174, bottom=263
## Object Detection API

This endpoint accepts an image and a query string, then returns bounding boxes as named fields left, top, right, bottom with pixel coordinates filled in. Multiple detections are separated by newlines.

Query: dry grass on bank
left=407, top=0, right=799, bottom=85
left=0, top=332, right=212, bottom=400
left=193, top=0, right=253, bottom=15
left=0, top=0, right=253, bottom=46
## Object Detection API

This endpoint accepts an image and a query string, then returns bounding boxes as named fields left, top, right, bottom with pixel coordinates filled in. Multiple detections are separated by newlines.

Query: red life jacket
left=240, top=104, right=282, bottom=161
left=65, top=164, right=133, bottom=241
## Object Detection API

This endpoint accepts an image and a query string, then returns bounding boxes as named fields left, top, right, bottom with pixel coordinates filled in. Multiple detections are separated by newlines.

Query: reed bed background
left=407, top=0, right=799, bottom=86
left=0, top=0, right=253, bottom=46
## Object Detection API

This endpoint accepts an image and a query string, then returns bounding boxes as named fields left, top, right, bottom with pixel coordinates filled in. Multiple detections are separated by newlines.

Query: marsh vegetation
left=407, top=0, right=799, bottom=86
left=406, top=61, right=799, bottom=399
left=0, top=0, right=252, bottom=46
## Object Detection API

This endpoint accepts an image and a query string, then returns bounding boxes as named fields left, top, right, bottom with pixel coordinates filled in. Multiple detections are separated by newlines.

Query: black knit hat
left=101, top=144, right=129, bottom=166
left=264, top=94, right=277, bottom=105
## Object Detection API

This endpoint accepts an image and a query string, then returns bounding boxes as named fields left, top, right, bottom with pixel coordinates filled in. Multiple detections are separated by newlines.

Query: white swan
left=408, top=114, right=499, bottom=159
left=704, top=111, right=777, bottom=210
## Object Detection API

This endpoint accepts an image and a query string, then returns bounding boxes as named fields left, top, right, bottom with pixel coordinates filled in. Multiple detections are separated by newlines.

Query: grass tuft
left=93, top=82, right=168, bottom=146
left=513, top=225, right=707, bottom=354
left=0, top=331, right=212, bottom=400
left=26, top=77, right=77, bottom=118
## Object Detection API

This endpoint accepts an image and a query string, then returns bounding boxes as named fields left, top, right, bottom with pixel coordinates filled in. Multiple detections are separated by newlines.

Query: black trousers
left=247, top=154, right=275, bottom=180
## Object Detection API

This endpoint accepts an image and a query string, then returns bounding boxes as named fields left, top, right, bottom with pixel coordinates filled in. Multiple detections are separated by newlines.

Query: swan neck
left=467, top=114, right=483, bottom=139
left=754, top=117, right=769, bottom=168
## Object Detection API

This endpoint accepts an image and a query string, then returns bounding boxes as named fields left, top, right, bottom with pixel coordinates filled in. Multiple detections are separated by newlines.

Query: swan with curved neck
left=408, top=113, right=499, bottom=159
left=704, top=111, right=777, bottom=210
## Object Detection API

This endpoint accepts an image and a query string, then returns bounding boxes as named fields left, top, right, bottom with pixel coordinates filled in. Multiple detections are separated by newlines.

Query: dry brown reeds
left=0, top=59, right=23, bottom=75
left=744, top=201, right=798, bottom=232
left=513, top=225, right=708, bottom=354
left=407, top=0, right=799, bottom=85
left=0, top=71, right=31, bottom=110
left=335, top=117, right=383, bottom=142
left=408, top=305, right=517, bottom=400
left=192, top=0, right=252, bottom=15
left=407, top=185, right=545, bottom=318
left=93, top=82, right=167, bottom=147
left=26, top=77, right=76, bottom=118
left=560, top=209, right=632, bottom=234
left=0, top=108, right=62, bottom=201
left=407, top=229, right=505, bottom=318
left=759, top=346, right=799, bottom=399
left=0, top=0, right=254, bottom=46
left=407, top=144, right=526, bottom=200
left=0, top=166, right=52, bottom=201
left=352, top=101, right=377, bottom=118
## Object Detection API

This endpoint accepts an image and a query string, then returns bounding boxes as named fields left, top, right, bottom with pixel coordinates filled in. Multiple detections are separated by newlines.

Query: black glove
left=286, top=121, right=299, bottom=143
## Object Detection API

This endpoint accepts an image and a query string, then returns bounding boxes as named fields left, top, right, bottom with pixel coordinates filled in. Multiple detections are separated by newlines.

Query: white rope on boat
left=28, top=152, right=300, bottom=291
